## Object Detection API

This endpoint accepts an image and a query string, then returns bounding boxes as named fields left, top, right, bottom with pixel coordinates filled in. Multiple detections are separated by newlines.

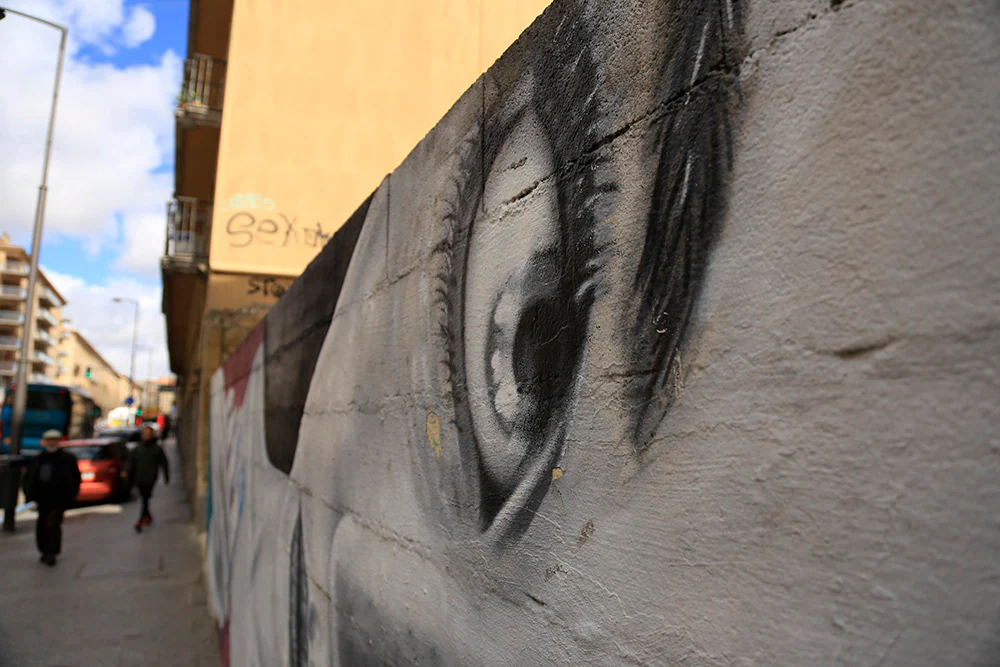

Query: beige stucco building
left=164, top=0, right=553, bottom=525
left=0, top=234, right=67, bottom=395
left=50, top=328, right=139, bottom=415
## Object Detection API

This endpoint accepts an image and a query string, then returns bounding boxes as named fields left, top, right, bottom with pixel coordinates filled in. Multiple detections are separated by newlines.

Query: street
left=0, top=440, right=218, bottom=666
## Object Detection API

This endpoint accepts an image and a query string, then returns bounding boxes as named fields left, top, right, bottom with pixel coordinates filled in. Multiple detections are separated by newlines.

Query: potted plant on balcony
left=176, top=88, right=206, bottom=110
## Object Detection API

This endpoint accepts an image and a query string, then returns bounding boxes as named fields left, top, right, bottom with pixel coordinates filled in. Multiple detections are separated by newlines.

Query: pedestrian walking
left=128, top=424, right=169, bottom=532
left=156, top=412, right=170, bottom=440
left=22, top=430, right=81, bottom=566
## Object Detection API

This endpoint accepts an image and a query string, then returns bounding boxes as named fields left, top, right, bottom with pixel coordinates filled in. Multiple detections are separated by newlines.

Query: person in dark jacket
left=22, top=429, right=81, bottom=566
left=128, top=425, right=169, bottom=532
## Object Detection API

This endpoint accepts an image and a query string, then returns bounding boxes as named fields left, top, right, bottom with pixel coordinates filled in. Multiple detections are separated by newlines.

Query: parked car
left=62, top=439, right=132, bottom=503
left=96, top=426, right=142, bottom=450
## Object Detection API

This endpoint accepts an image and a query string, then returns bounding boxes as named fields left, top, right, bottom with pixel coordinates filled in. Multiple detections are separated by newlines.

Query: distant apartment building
left=138, top=375, right=177, bottom=418
left=51, top=328, right=139, bottom=415
left=0, top=234, right=67, bottom=396
left=165, top=0, right=553, bottom=525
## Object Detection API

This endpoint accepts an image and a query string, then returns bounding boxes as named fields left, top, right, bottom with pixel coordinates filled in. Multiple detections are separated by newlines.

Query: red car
left=62, top=439, right=133, bottom=503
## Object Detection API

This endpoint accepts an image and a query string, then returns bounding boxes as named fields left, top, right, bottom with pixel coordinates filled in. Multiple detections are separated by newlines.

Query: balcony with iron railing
left=164, top=196, right=212, bottom=267
left=0, top=285, right=27, bottom=301
left=0, top=360, right=15, bottom=375
left=0, top=310, right=24, bottom=326
left=38, top=285, right=64, bottom=308
left=176, top=54, right=226, bottom=128
left=31, top=349, right=54, bottom=366
left=0, top=336, right=19, bottom=350
left=1, top=261, right=30, bottom=276
left=36, top=308, right=59, bottom=328
left=35, top=328, right=58, bottom=347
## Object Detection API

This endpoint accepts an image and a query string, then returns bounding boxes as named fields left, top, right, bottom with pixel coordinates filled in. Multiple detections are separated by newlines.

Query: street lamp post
left=137, top=344, right=153, bottom=407
left=113, top=298, right=140, bottom=405
left=1, top=5, right=68, bottom=533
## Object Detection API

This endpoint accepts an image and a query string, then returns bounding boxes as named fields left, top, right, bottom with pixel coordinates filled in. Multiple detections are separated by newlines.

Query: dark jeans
left=138, top=483, right=155, bottom=522
left=35, top=506, right=65, bottom=556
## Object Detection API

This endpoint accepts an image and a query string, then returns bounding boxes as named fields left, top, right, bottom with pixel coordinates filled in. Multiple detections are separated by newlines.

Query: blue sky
left=23, top=0, right=188, bottom=286
left=0, top=0, right=191, bottom=378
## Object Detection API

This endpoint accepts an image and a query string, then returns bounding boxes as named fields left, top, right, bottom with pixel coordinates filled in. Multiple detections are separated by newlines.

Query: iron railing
left=38, top=286, right=63, bottom=307
left=0, top=336, right=19, bottom=349
left=0, top=286, right=26, bottom=300
left=0, top=361, right=16, bottom=375
left=177, top=54, right=226, bottom=126
left=36, top=309, right=58, bottom=328
left=0, top=311, right=24, bottom=325
left=34, top=328, right=57, bottom=347
left=1, top=263, right=29, bottom=276
left=31, top=349, right=54, bottom=366
left=165, top=197, right=212, bottom=260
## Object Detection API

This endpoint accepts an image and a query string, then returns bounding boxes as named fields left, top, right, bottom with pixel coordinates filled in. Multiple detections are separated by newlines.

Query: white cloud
left=116, top=210, right=167, bottom=275
left=43, top=267, right=170, bottom=381
left=58, top=0, right=126, bottom=45
left=0, top=2, right=176, bottom=381
left=121, top=5, right=155, bottom=48
left=0, top=1, right=179, bottom=260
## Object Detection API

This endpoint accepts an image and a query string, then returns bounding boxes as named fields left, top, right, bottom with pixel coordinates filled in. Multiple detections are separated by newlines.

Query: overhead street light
left=1, top=5, right=68, bottom=533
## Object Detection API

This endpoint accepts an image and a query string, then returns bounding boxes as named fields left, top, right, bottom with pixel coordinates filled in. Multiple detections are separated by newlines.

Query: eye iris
left=511, top=296, right=568, bottom=433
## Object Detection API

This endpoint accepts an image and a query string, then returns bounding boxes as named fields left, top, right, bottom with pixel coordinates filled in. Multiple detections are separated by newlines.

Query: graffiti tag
left=247, top=276, right=291, bottom=299
left=218, top=192, right=276, bottom=212
left=226, top=212, right=331, bottom=249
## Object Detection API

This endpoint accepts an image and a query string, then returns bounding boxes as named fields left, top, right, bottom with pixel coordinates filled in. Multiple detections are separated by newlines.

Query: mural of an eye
left=440, top=0, right=738, bottom=546
left=445, top=20, right=610, bottom=544
left=463, top=108, right=571, bottom=512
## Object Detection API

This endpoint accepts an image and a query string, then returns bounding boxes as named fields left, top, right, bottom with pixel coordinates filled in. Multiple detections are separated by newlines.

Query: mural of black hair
left=262, top=193, right=372, bottom=474
left=629, top=0, right=743, bottom=448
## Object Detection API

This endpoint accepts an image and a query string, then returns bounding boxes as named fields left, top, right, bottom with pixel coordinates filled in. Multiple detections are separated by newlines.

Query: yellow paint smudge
left=551, top=467, right=563, bottom=480
left=426, top=412, right=442, bottom=460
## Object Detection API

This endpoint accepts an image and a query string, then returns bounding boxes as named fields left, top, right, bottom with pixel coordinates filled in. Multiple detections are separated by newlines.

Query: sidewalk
left=0, top=440, right=218, bottom=667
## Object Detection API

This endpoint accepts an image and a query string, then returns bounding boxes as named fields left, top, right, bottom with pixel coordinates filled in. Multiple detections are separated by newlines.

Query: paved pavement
left=0, top=440, right=219, bottom=666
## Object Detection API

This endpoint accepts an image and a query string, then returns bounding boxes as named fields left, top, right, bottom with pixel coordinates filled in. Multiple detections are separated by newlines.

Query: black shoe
left=43, top=554, right=56, bottom=566
left=39, top=553, right=47, bottom=563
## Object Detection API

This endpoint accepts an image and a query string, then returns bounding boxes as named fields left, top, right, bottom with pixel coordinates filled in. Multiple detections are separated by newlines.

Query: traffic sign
left=124, top=396, right=134, bottom=406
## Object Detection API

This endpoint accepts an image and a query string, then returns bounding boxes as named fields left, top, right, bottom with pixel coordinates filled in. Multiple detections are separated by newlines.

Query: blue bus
left=1, top=383, right=98, bottom=454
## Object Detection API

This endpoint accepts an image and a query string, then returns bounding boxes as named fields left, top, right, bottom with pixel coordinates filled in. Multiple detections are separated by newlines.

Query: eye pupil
left=512, top=296, right=574, bottom=429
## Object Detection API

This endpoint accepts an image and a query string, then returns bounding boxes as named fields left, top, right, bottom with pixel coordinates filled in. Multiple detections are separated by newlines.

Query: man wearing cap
left=22, top=430, right=81, bottom=566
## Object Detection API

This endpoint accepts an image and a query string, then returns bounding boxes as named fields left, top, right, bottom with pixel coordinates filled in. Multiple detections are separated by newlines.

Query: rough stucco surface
left=204, top=1, right=1000, bottom=665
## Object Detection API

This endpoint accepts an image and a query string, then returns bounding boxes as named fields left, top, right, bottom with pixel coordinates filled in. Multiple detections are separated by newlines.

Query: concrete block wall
left=204, top=1, right=1000, bottom=664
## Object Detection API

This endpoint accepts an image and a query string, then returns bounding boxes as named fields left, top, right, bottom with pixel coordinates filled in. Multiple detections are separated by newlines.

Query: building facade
left=0, top=234, right=67, bottom=396
left=51, top=328, right=138, bottom=415
left=164, top=0, right=553, bottom=528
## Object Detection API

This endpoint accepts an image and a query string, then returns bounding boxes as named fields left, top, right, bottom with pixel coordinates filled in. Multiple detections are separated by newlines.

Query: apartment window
left=74, top=365, right=80, bottom=377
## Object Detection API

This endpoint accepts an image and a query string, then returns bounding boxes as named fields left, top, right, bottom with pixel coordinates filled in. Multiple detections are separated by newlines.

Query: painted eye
left=480, top=251, right=566, bottom=488
left=459, top=106, right=588, bottom=534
